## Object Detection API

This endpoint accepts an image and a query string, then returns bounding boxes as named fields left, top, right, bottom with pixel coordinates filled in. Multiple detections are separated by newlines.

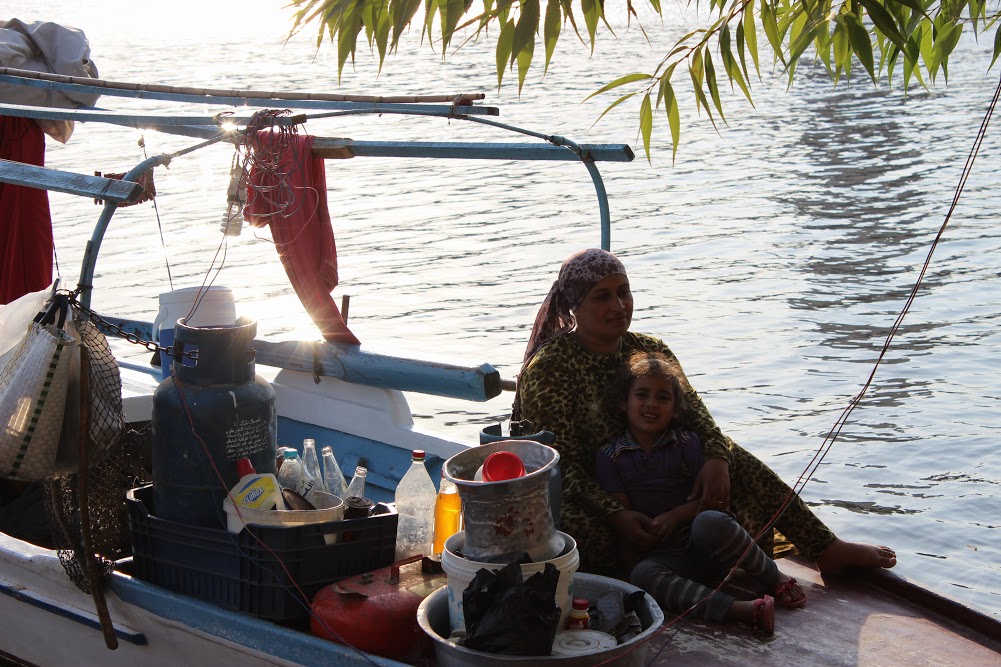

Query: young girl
left=595, top=351, right=807, bottom=635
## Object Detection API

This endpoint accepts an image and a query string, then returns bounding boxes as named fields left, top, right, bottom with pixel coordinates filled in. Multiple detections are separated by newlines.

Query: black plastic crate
left=126, top=485, right=398, bottom=625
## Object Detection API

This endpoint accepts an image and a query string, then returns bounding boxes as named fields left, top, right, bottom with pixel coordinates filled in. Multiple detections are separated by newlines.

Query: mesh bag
left=41, top=302, right=147, bottom=594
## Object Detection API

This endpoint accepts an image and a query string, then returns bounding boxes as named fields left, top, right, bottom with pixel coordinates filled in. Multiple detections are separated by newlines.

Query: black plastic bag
left=463, top=556, right=562, bottom=655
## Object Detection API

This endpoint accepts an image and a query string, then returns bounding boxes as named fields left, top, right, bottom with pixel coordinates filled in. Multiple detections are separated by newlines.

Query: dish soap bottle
left=394, top=450, right=436, bottom=560
left=231, top=458, right=285, bottom=510
left=432, top=469, right=462, bottom=558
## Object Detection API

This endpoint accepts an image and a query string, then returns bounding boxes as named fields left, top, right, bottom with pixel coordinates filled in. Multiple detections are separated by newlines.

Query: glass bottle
left=394, top=450, right=436, bottom=560
left=432, top=470, right=462, bottom=558
left=302, top=439, right=322, bottom=491
left=321, top=445, right=347, bottom=498
left=346, top=465, right=368, bottom=499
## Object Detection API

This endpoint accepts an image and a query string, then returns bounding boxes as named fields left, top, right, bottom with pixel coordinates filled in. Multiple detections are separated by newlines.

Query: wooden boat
left=0, top=70, right=999, bottom=666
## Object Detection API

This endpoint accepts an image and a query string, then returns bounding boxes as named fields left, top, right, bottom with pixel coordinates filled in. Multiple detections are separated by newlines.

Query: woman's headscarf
left=522, top=248, right=627, bottom=364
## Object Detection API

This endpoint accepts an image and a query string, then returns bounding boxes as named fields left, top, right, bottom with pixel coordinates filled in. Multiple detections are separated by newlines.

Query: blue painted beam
left=100, top=317, right=502, bottom=401
left=0, top=159, right=142, bottom=203
left=314, top=139, right=634, bottom=162
left=108, top=574, right=406, bottom=666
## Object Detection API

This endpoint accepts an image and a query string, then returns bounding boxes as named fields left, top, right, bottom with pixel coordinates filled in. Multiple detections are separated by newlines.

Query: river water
left=10, top=0, right=1001, bottom=620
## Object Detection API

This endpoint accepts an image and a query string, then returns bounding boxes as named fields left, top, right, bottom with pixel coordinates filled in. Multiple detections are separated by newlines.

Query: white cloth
left=0, top=18, right=101, bottom=143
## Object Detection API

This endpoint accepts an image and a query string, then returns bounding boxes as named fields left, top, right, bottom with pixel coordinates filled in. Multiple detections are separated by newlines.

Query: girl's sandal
left=774, top=578, right=807, bottom=609
left=751, top=595, right=775, bottom=636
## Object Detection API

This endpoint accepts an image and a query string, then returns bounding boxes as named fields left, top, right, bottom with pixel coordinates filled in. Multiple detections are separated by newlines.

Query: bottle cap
left=412, top=450, right=426, bottom=460
left=284, top=449, right=299, bottom=459
left=236, top=458, right=255, bottom=477
left=482, top=451, right=526, bottom=482
left=572, top=598, right=588, bottom=610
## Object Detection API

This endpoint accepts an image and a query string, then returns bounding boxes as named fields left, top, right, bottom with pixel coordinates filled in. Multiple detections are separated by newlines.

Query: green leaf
left=659, top=78, right=681, bottom=163
left=495, top=18, right=515, bottom=89
left=992, top=24, right=1001, bottom=69
left=760, top=1, right=786, bottom=68
left=390, top=0, right=424, bottom=50
left=858, top=0, right=906, bottom=49
left=441, top=0, right=467, bottom=49
left=845, top=13, right=876, bottom=82
left=512, top=0, right=540, bottom=70
left=583, top=72, right=654, bottom=101
left=588, top=92, right=638, bottom=131
left=832, top=18, right=850, bottom=83
left=703, top=49, right=727, bottom=123
left=930, top=22, right=962, bottom=77
left=582, top=0, right=600, bottom=52
left=516, top=33, right=535, bottom=93
left=639, top=92, right=653, bottom=162
left=742, top=0, right=761, bottom=77
left=722, top=26, right=754, bottom=105
left=688, top=51, right=717, bottom=128
left=543, top=0, right=561, bottom=74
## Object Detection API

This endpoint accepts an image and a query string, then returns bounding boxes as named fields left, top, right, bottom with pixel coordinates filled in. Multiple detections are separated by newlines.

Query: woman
left=513, top=248, right=897, bottom=577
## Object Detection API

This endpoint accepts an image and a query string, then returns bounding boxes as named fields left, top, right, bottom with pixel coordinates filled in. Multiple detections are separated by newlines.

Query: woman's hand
left=608, top=509, right=659, bottom=552
left=688, top=456, right=731, bottom=511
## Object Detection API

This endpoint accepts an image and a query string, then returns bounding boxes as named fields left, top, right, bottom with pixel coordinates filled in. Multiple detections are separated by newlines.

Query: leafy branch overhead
left=289, top=0, right=1001, bottom=160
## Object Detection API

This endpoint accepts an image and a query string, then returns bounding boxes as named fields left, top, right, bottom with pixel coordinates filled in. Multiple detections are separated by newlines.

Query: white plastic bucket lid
left=152, top=286, right=236, bottom=341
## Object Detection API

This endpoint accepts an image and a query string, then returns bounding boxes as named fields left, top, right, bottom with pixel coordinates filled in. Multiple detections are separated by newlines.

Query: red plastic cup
left=481, top=451, right=526, bottom=482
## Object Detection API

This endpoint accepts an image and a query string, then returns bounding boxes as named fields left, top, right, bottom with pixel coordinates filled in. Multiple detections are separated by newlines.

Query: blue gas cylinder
left=152, top=316, right=277, bottom=527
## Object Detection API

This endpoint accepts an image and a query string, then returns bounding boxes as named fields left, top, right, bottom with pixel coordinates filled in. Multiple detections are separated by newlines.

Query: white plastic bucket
left=151, top=286, right=236, bottom=379
left=441, top=530, right=579, bottom=633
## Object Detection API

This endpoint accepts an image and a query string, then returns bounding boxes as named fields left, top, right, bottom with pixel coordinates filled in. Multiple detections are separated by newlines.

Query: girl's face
left=624, top=374, right=677, bottom=441
left=572, top=273, right=633, bottom=349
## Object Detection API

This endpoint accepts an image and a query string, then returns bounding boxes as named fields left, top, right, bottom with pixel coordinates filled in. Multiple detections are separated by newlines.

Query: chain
left=68, top=294, right=198, bottom=361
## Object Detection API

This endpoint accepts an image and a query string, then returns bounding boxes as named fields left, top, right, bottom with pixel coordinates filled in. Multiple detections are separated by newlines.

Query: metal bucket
left=443, top=440, right=562, bottom=563
left=416, top=572, right=665, bottom=666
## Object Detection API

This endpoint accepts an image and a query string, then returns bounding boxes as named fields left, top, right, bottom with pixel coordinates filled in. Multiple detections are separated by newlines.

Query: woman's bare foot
left=816, top=539, right=897, bottom=574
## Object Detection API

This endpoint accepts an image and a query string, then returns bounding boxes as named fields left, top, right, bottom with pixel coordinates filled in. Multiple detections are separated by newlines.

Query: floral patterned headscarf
left=522, top=248, right=627, bottom=364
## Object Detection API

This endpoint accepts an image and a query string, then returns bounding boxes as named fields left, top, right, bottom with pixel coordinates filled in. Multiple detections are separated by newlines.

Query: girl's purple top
left=595, top=426, right=705, bottom=518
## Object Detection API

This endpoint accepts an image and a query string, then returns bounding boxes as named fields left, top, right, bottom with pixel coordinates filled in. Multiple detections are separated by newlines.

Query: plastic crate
left=126, top=485, right=398, bottom=625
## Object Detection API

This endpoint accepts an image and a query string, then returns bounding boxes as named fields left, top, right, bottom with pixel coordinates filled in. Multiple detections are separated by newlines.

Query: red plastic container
left=310, top=555, right=446, bottom=662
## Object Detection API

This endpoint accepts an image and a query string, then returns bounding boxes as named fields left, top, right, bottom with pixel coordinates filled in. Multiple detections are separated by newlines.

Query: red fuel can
left=310, top=554, right=446, bottom=662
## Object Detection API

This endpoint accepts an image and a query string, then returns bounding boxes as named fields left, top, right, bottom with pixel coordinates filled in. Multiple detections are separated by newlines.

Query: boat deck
left=643, top=558, right=1001, bottom=666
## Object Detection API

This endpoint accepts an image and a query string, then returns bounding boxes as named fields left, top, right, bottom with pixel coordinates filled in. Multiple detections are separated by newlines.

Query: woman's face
left=572, top=273, right=633, bottom=349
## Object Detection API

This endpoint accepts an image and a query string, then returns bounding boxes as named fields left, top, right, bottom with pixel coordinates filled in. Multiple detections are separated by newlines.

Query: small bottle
left=394, top=450, right=436, bottom=560
left=321, top=445, right=347, bottom=498
left=345, top=465, right=368, bottom=499
left=566, top=598, right=589, bottom=630
left=432, top=470, right=462, bottom=558
left=277, top=449, right=304, bottom=494
left=230, top=458, right=285, bottom=510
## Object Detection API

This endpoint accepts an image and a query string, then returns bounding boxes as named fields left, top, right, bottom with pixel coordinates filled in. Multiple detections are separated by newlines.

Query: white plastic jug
left=152, top=286, right=236, bottom=379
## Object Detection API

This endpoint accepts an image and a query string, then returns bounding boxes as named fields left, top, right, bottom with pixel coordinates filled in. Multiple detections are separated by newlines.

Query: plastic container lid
left=571, top=597, right=589, bottom=611
left=481, top=451, right=526, bottom=481
left=551, top=630, right=617, bottom=656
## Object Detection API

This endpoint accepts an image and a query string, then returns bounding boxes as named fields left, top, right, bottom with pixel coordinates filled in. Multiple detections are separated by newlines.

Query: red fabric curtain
left=0, top=116, right=53, bottom=305
left=244, top=131, right=360, bottom=345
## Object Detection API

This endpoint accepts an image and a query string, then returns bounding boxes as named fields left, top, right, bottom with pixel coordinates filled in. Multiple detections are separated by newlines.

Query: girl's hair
left=608, top=350, right=687, bottom=417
